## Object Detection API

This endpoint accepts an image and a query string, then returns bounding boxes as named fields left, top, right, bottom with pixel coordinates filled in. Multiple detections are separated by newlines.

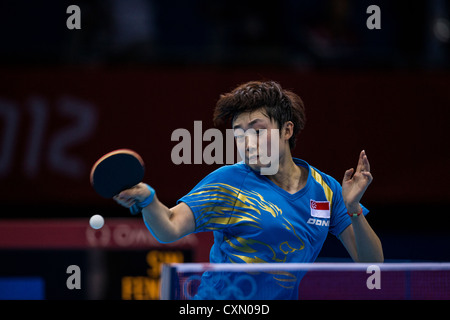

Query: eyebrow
left=233, top=118, right=265, bottom=129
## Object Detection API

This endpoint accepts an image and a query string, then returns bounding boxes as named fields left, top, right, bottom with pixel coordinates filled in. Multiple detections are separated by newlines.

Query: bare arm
left=340, top=150, right=383, bottom=262
left=114, top=183, right=196, bottom=243
left=339, top=212, right=384, bottom=262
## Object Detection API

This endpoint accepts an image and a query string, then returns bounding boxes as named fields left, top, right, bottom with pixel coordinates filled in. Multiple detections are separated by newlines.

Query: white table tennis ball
left=89, top=214, right=104, bottom=229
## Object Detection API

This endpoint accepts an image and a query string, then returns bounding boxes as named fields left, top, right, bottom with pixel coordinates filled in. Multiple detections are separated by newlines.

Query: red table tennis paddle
left=90, top=149, right=145, bottom=198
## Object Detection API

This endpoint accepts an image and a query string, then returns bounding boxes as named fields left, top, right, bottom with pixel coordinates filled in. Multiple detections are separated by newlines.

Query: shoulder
left=177, top=162, right=251, bottom=214
left=190, top=162, right=251, bottom=191
left=311, top=166, right=341, bottom=189
left=210, top=161, right=250, bottom=176
left=203, top=161, right=250, bottom=181
left=293, top=158, right=341, bottom=191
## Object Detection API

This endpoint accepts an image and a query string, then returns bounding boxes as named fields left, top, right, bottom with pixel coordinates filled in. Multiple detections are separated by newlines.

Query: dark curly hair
left=213, top=81, right=306, bottom=149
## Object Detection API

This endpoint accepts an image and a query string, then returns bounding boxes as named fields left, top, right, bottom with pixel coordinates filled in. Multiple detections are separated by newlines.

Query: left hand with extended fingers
left=342, top=150, right=373, bottom=214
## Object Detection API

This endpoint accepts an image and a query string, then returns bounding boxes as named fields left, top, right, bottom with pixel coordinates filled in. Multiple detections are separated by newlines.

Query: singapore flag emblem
left=310, top=200, right=331, bottom=218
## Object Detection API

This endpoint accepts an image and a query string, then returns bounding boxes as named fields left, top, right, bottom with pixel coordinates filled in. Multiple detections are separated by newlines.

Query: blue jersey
left=177, top=158, right=368, bottom=299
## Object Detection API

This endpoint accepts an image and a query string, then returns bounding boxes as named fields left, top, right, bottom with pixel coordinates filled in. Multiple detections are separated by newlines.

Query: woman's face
left=232, top=109, right=285, bottom=174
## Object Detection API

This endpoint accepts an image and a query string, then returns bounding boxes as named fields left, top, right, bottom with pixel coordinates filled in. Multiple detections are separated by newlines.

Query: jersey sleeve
left=323, top=174, right=369, bottom=237
left=177, top=165, right=246, bottom=233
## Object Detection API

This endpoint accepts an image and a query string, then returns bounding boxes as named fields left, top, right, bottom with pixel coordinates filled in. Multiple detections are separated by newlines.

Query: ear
left=282, top=121, right=294, bottom=141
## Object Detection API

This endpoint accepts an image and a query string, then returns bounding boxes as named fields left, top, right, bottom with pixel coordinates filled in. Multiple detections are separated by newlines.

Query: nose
left=245, top=134, right=258, bottom=153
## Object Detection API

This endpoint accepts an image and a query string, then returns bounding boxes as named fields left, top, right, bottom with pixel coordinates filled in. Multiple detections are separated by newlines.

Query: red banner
left=0, top=68, right=449, bottom=207
left=0, top=218, right=212, bottom=262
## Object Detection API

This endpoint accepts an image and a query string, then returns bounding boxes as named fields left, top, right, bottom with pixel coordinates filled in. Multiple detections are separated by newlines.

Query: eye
left=256, top=129, right=266, bottom=136
left=234, top=129, right=245, bottom=141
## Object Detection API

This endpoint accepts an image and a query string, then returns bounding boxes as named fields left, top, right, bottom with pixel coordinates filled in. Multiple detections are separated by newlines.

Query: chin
left=246, top=160, right=270, bottom=172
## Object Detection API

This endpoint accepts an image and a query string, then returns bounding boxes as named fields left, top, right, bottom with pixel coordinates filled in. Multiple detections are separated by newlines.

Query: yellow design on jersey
left=310, top=167, right=334, bottom=211
left=187, top=182, right=305, bottom=288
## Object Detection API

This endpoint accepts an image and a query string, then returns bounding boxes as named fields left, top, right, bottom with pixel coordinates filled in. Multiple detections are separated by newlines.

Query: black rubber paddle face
left=91, top=152, right=145, bottom=198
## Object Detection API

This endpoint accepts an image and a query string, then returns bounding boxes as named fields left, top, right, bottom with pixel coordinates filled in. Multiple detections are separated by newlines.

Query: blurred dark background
left=0, top=0, right=449, bottom=299
left=1, top=0, right=449, bottom=69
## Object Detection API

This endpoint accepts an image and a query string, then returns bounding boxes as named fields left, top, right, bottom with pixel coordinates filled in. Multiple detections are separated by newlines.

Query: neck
left=266, top=156, right=304, bottom=194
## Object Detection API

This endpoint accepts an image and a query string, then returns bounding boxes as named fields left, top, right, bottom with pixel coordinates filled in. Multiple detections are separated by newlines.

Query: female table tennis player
left=114, top=81, right=383, bottom=299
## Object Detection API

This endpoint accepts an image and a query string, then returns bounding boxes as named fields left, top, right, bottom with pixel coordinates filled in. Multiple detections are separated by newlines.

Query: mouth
left=247, top=155, right=259, bottom=162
